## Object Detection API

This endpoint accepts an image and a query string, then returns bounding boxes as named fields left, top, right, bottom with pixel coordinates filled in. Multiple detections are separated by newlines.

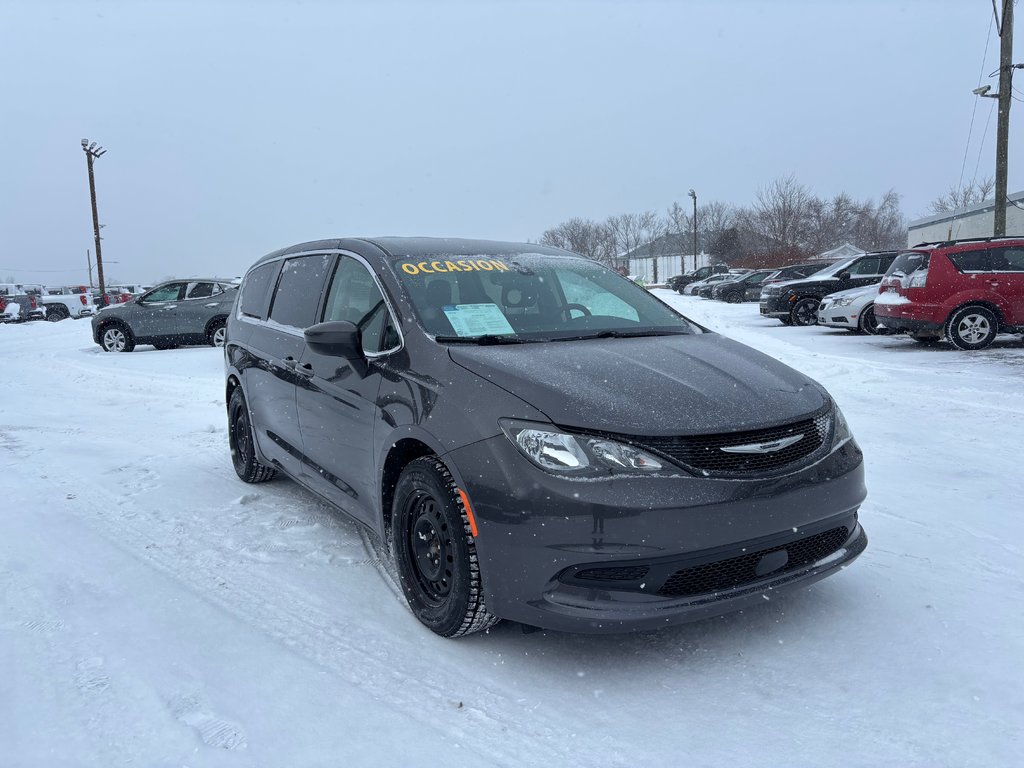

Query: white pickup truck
left=38, top=285, right=96, bottom=321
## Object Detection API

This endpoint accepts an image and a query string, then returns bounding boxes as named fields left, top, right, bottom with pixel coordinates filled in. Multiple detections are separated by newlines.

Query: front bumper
left=817, top=299, right=858, bottom=330
left=445, top=432, right=867, bottom=633
left=759, top=294, right=793, bottom=319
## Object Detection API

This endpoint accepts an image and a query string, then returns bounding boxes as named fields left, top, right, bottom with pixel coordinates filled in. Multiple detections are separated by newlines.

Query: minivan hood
left=447, top=334, right=826, bottom=436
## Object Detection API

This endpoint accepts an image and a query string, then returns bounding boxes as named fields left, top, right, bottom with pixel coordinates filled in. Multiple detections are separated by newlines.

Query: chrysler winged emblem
left=720, top=433, right=804, bottom=454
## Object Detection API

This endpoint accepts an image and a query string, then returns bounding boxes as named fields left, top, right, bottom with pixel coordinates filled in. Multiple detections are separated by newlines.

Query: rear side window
left=948, top=250, right=989, bottom=272
left=239, top=262, right=279, bottom=320
left=269, top=254, right=332, bottom=330
left=988, top=247, right=1024, bottom=272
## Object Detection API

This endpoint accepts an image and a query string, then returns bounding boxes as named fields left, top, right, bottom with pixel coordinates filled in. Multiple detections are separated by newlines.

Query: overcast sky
left=1, top=0, right=1020, bottom=285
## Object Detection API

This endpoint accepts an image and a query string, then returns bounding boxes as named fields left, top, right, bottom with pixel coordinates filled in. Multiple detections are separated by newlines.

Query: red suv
left=874, top=238, right=1024, bottom=350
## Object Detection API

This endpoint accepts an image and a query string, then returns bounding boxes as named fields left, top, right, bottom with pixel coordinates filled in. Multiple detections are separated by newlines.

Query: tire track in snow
left=50, top=463, right=630, bottom=767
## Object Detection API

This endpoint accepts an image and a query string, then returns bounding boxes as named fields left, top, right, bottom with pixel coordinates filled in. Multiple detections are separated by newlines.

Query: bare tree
left=605, top=213, right=647, bottom=272
left=929, top=177, right=995, bottom=213
left=540, top=217, right=616, bottom=265
left=636, top=210, right=666, bottom=282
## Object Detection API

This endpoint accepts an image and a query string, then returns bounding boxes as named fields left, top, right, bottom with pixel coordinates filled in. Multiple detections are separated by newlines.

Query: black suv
left=225, top=237, right=867, bottom=637
left=759, top=251, right=898, bottom=326
left=710, top=270, right=776, bottom=303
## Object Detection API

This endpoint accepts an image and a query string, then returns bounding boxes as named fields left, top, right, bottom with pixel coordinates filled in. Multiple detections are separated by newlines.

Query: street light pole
left=688, top=189, right=698, bottom=272
left=82, top=139, right=107, bottom=293
left=994, top=0, right=1014, bottom=236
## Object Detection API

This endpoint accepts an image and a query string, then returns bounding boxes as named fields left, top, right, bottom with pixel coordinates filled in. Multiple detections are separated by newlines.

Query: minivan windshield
left=886, top=251, right=929, bottom=277
left=392, top=253, right=698, bottom=342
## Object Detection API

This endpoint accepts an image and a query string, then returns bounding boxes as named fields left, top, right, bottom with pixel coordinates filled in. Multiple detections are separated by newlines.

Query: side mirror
left=305, top=320, right=363, bottom=359
left=838, top=271, right=851, bottom=281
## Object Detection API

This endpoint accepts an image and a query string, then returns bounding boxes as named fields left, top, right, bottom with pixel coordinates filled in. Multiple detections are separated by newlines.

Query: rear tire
left=228, top=388, right=277, bottom=483
left=724, top=291, right=742, bottom=304
left=392, top=457, right=498, bottom=638
left=208, top=319, right=227, bottom=347
left=946, top=305, right=998, bottom=350
left=46, top=305, right=69, bottom=322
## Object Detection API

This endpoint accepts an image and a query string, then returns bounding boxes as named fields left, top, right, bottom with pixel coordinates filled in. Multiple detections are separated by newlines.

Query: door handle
left=295, top=362, right=314, bottom=378
left=283, top=356, right=298, bottom=369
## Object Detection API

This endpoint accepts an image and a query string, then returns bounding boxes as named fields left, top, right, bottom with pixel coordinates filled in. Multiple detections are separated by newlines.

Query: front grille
left=634, top=410, right=831, bottom=476
left=576, top=565, right=650, bottom=582
left=657, top=526, right=850, bottom=597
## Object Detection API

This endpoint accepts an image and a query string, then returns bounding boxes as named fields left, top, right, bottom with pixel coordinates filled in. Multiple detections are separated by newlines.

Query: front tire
left=392, top=457, right=498, bottom=638
left=724, top=291, right=742, bottom=304
left=228, top=388, right=277, bottom=483
left=791, top=297, right=820, bottom=326
left=946, top=305, right=998, bottom=350
left=858, top=304, right=880, bottom=335
left=100, top=324, right=135, bottom=352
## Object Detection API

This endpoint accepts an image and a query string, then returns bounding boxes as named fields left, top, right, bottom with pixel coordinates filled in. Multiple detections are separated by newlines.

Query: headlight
left=833, top=296, right=854, bottom=307
left=500, top=420, right=665, bottom=475
left=830, top=401, right=853, bottom=449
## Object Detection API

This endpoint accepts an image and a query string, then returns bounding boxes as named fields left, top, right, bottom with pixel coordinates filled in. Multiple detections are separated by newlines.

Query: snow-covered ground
left=2, top=295, right=1021, bottom=767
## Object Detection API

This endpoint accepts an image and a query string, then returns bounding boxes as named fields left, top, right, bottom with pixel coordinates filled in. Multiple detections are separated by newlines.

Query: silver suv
left=91, top=278, right=238, bottom=352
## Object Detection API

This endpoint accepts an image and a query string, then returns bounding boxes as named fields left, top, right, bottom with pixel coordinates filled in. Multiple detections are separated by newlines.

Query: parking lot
left=2, top=298, right=1021, bottom=766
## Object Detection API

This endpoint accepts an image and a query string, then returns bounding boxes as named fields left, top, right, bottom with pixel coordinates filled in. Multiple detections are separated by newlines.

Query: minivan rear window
left=886, top=252, right=929, bottom=277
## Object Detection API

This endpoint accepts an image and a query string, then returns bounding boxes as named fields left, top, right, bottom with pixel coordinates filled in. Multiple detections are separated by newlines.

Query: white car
left=817, top=284, right=882, bottom=334
left=683, top=273, right=734, bottom=295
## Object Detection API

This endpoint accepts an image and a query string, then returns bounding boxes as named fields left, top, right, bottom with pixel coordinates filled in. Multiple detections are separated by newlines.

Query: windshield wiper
left=434, top=334, right=542, bottom=345
left=550, top=329, right=688, bottom=342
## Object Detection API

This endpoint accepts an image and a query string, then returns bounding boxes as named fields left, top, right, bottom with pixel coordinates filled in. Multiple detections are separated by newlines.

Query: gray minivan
left=225, top=237, right=868, bottom=637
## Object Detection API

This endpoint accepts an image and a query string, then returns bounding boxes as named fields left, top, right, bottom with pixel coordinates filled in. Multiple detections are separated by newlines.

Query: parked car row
left=1, top=283, right=98, bottom=322
left=676, top=238, right=1024, bottom=352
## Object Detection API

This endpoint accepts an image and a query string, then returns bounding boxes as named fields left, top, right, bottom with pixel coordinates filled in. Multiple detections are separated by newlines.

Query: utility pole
left=86, top=249, right=93, bottom=288
left=994, top=0, right=1014, bottom=236
left=81, top=139, right=107, bottom=293
left=688, top=189, right=698, bottom=272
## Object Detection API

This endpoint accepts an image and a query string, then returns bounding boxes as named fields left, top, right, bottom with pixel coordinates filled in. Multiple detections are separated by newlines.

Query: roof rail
left=910, top=235, right=1024, bottom=248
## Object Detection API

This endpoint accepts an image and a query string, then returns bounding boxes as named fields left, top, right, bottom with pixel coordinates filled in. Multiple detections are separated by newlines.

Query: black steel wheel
left=946, top=305, right=998, bottom=351
left=858, top=304, right=880, bottom=335
left=228, top=388, right=276, bottom=483
left=392, top=457, right=497, bottom=637
left=100, top=323, right=135, bottom=352
left=724, top=291, right=743, bottom=304
left=791, top=297, right=820, bottom=326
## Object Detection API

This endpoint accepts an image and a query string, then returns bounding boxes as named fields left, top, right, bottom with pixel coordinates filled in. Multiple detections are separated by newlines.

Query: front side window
left=268, top=254, right=332, bottom=330
left=848, top=257, right=880, bottom=276
left=144, top=283, right=185, bottom=302
left=323, top=256, right=400, bottom=354
left=392, top=253, right=696, bottom=341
